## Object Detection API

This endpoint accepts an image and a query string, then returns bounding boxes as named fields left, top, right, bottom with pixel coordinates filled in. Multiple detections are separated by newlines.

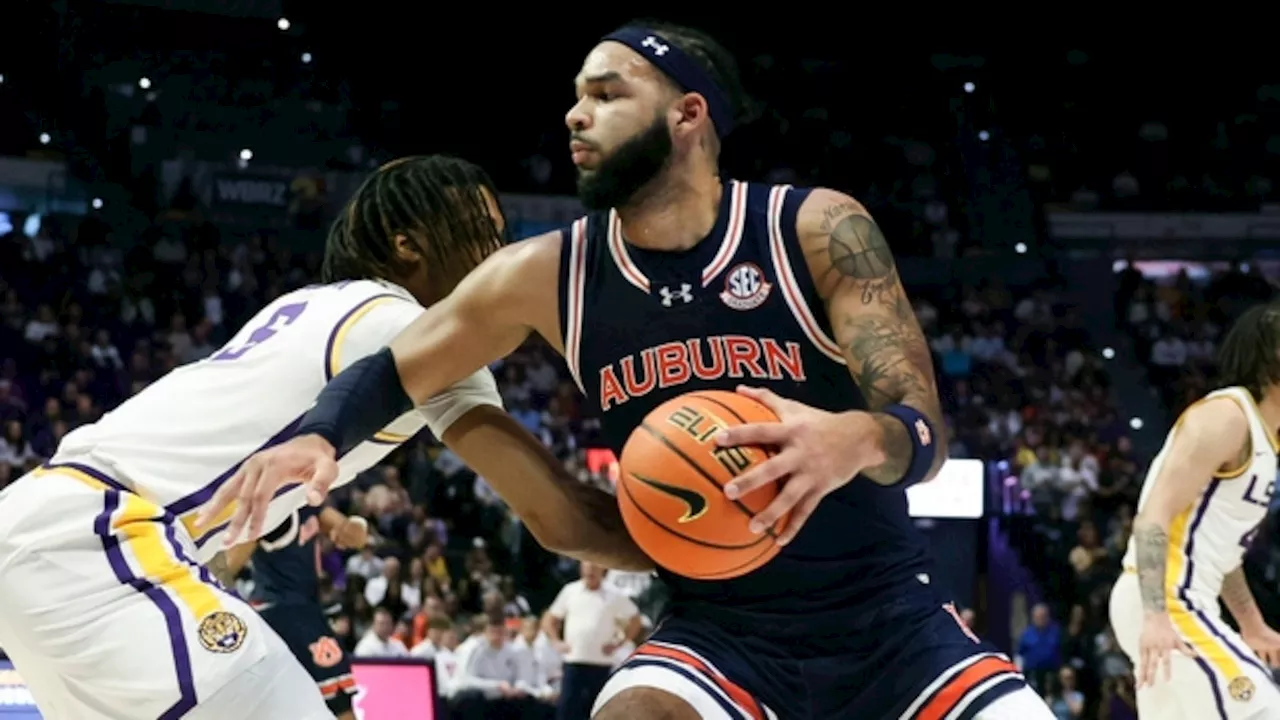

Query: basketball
left=617, top=390, right=788, bottom=580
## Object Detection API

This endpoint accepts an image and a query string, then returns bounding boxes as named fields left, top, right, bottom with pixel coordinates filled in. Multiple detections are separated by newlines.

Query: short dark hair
left=1217, top=300, right=1280, bottom=399
left=321, top=155, right=503, bottom=297
left=621, top=19, right=756, bottom=130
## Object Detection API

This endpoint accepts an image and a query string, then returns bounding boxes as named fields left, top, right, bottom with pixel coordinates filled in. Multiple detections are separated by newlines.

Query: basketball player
left=0, top=156, right=647, bottom=720
left=1110, top=301, right=1280, bottom=719
left=214, top=20, right=1053, bottom=720
left=218, top=505, right=371, bottom=720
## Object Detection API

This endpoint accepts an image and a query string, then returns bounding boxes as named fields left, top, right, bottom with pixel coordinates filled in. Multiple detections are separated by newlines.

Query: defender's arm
left=442, top=405, right=652, bottom=571
left=300, top=232, right=649, bottom=569
left=794, top=189, right=947, bottom=485
left=1133, top=397, right=1248, bottom=614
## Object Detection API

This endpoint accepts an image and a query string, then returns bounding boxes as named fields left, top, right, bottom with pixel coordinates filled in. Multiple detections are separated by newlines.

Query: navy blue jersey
left=556, top=181, right=936, bottom=623
left=250, top=506, right=322, bottom=607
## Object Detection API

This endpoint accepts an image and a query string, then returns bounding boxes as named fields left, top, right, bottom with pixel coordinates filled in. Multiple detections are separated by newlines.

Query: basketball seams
left=636, top=421, right=780, bottom=540
left=685, top=392, right=779, bottom=459
left=617, top=472, right=768, bottom=551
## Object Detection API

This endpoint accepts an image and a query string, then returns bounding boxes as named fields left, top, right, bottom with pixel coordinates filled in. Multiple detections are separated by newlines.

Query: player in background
left=213, top=21, right=1054, bottom=720
left=1110, top=301, right=1280, bottom=720
left=219, top=506, right=370, bottom=720
left=0, top=156, right=647, bottom=720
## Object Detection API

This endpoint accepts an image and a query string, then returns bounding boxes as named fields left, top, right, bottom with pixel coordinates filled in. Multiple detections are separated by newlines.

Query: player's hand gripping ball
left=617, top=390, right=788, bottom=579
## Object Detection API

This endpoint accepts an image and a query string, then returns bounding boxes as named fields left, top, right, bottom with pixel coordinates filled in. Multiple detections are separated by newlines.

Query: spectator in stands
left=433, top=623, right=464, bottom=698
left=353, top=607, right=408, bottom=658
left=1044, top=665, right=1085, bottom=719
left=544, top=562, right=643, bottom=720
left=345, top=544, right=384, bottom=581
left=1017, top=603, right=1062, bottom=692
left=449, top=616, right=549, bottom=720
left=514, top=614, right=563, bottom=699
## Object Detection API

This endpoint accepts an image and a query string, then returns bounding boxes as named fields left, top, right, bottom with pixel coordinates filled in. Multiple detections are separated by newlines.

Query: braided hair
left=321, top=155, right=503, bottom=297
left=1217, top=299, right=1280, bottom=400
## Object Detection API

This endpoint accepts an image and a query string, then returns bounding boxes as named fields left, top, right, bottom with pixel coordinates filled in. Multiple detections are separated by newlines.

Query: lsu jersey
left=50, top=279, right=501, bottom=562
left=1122, top=386, right=1280, bottom=603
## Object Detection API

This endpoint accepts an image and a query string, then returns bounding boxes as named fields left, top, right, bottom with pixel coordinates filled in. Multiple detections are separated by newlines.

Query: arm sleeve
left=332, top=295, right=504, bottom=438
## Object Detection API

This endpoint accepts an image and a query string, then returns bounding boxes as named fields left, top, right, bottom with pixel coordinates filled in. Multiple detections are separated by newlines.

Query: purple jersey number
left=212, top=302, right=308, bottom=361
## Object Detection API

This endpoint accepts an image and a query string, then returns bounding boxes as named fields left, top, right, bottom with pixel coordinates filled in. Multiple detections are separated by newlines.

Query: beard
left=576, top=116, right=673, bottom=212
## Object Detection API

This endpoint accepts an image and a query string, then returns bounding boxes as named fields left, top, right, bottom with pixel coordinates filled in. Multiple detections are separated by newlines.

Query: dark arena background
left=0, top=3, right=1278, bottom=719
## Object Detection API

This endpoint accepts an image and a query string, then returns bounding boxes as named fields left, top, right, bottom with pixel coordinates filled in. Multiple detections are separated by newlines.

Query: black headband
left=601, top=27, right=735, bottom=139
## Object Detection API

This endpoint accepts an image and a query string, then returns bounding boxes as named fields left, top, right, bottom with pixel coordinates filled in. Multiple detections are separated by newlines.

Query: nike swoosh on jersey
left=630, top=473, right=708, bottom=523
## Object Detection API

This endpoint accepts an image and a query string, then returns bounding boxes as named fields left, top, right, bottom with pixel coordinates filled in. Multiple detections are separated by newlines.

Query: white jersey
left=1122, top=386, right=1279, bottom=603
left=50, top=279, right=501, bottom=562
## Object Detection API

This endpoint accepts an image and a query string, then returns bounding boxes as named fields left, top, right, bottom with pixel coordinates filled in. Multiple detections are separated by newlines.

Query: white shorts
left=1111, top=572, right=1280, bottom=720
left=0, top=467, right=334, bottom=720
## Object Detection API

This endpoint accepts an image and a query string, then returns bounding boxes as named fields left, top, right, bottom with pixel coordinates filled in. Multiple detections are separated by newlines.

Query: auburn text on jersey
left=597, top=335, right=806, bottom=412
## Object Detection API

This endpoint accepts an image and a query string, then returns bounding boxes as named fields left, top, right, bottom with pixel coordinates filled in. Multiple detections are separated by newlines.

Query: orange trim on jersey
left=318, top=674, right=357, bottom=698
left=632, top=643, right=764, bottom=720
left=608, top=213, right=651, bottom=293
left=563, top=217, right=588, bottom=392
left=765, top=185, right=844, bottom=364
left=912, top=656, right=1019, bottom=720
left=700, top=181, right=749, bottom=286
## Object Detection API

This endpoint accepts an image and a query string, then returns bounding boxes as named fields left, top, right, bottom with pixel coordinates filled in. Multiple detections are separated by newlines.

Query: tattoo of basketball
left=828, top=215, right=894, bottom=279
left=1134, top=523, right=1170, bottom=612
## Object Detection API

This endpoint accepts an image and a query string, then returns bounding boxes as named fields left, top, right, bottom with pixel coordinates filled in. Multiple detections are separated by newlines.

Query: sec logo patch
left=198, top=611, right=248, bottom=654
left=720, top=262, right=772, bottom=311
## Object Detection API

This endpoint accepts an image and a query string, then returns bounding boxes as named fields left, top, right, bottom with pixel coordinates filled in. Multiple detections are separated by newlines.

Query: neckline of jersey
left=605, top=180, right=749, bottom=293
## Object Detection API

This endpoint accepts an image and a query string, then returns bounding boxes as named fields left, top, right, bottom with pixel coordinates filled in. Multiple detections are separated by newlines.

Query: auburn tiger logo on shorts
left=197, top=611, right=248, bottom=653
left=310, top=636, right=345, bottom=668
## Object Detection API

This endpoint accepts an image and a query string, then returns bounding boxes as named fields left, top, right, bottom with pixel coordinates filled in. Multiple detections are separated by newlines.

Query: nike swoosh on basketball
left=630, top=473, right=708, bottom=523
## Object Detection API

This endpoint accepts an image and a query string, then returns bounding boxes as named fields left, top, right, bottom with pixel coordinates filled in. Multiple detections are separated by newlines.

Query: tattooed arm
left=794, top=189, right=947, bottom=485
left=1131, top=396, right=1249, bottom=613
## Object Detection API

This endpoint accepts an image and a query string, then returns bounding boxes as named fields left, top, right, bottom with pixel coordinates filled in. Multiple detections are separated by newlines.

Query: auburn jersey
left=556, top=181, right=936, bottom=619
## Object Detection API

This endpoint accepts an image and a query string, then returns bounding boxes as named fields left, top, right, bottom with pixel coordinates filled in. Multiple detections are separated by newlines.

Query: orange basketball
left=617, top=390, right=787, bottom=580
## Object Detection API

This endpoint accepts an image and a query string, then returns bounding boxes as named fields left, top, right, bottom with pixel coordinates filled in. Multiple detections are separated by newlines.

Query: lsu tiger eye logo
left=1229, top=676, right=1256, bottom=702
left=198, top=611, right=248, bottom=653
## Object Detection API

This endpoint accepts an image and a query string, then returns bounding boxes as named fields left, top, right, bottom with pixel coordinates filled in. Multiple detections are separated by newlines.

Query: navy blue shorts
left=259, top=603, right=355, bottom=715
left=597, top=597, right=1025, bottom=719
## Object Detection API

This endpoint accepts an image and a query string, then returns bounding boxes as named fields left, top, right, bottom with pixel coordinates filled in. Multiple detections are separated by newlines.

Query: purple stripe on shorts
left=95, top=490, right=199, bottom=719
left=1193, top=655, right=1230, bottom=719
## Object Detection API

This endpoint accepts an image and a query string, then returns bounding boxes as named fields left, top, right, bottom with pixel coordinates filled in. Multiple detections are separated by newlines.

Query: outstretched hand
left=196, top=434, right=340, bottom=546
left=713, top=386, right=885, bottom=545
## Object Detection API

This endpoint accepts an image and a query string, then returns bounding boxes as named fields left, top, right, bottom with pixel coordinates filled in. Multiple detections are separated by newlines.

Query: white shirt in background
left=434, top=647, right=460, bottom=697
left=547, top=579, right=638, bottom=666
left=353, top=632, right=408, bottom=658
left=451, top=640, right=533, bottom=699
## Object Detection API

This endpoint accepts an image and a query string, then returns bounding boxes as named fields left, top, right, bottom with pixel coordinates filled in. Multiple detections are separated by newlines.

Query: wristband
left=880, top=404, right=937, bottom=488
left=297, top=347, right=414, bottom=456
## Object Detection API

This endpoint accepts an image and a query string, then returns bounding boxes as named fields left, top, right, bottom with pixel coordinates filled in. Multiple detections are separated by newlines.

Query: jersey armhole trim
left=765, top=185, right=845, bottom=364
left=324, top=294, right=413, bottom=381
left=325, top=293, right=418, bottom=444
left=562, top=217, right=589, bottom=393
